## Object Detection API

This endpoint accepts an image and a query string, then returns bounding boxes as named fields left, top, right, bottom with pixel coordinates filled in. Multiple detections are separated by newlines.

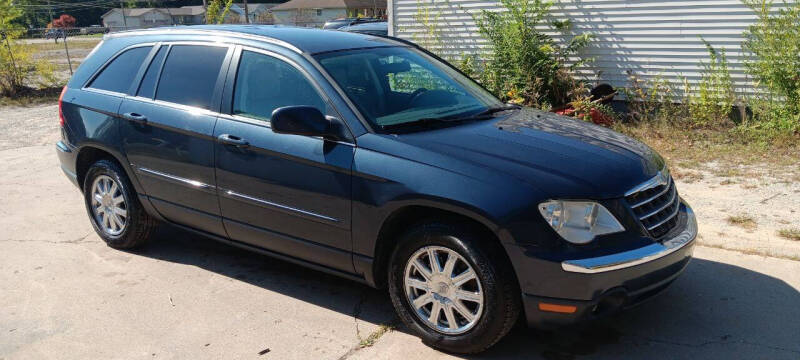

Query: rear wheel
left=83, top=159, right=157, bottom=249
left=388, top=221, right=520, bottom=354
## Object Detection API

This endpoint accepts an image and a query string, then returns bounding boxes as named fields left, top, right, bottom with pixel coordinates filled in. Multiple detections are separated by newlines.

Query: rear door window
left=88, top=46, right=152, bottom=94
left=155, top=45, right=229, bottom=110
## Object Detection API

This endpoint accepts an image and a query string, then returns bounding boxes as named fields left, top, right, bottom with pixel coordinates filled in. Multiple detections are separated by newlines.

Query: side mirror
left=271, top=106, right=341, bottom=140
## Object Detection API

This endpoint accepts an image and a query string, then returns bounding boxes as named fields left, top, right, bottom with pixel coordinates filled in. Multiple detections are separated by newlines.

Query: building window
left=316, top=9, right=322, bottom=16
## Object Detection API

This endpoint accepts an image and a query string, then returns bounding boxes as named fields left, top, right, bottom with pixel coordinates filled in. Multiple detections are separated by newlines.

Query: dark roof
left=110, top=25, right=405, bottom=54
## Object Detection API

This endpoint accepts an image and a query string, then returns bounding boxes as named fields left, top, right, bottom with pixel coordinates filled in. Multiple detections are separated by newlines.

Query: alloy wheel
left=90, top=175, right=127, bottom=236
left=403, top=246, right=484, bottom=334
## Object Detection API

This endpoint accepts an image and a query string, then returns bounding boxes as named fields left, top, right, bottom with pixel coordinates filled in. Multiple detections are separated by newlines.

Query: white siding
left=391, top=0, right=793, bottom=95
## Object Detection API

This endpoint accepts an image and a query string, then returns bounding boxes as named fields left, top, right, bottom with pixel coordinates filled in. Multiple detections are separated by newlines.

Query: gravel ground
left=0, top=104, right=60, bottom=152
left=1, top=102, right=798, bottom=359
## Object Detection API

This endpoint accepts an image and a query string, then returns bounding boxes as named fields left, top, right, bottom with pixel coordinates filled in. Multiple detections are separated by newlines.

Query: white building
left=389, top=0, right=794, bottom=94
left=270, top=0, right=387, bottom=27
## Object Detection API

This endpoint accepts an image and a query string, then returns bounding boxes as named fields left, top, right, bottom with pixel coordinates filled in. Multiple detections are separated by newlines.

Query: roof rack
left=104, top=27, right=303, bottom=54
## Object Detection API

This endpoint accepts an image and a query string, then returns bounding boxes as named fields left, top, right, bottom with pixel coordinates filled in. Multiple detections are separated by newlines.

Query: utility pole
left=202, top=0, right=208, bottom=23
left=120, top=0, right=128, bottom=30
left=243, top=0, right=250, bottom=24
left=47, top=0, right=53, bottom=24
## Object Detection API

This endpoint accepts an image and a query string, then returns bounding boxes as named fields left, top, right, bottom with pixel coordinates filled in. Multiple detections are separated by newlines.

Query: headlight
left=538, top=200, right=625, bottom=244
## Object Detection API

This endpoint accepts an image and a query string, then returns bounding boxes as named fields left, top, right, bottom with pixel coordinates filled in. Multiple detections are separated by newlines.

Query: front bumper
left=515, top=203, right=697, bottom=328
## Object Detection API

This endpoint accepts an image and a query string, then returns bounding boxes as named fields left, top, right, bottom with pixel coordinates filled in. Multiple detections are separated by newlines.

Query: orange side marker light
left=538, top=303, right=577, bottom=314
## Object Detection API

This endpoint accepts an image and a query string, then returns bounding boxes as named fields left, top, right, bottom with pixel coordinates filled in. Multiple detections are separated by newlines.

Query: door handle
left=122, top=112, right=147, bottom=124
left=217, top=134, right=249, bottom=148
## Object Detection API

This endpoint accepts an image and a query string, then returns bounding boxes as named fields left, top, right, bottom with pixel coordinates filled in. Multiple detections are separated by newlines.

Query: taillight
left=58, top=85, right=67, bottom=127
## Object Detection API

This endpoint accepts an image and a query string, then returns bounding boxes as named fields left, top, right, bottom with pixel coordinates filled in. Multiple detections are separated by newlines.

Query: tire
left=83, top=159, right=157, bottom=249
left=388, top=221, right=521, bottom=354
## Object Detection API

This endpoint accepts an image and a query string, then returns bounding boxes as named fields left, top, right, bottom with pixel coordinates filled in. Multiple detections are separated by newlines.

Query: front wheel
left=388, top=221, right=520, bottom=354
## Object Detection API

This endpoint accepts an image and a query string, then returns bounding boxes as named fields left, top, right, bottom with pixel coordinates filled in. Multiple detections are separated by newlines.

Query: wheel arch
left=370, top=203, right=514, bottom=289
left=75, top=143, right=141, bottom=194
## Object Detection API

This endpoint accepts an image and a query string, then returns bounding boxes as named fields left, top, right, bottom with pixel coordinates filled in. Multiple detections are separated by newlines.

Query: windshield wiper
left=380, top=104, right=520, bottom=131
left=469, top=104, right=521, bottom=118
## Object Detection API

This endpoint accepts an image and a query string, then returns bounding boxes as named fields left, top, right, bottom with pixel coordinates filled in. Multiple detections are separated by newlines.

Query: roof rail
left=104, top=27, right=303, bottom=54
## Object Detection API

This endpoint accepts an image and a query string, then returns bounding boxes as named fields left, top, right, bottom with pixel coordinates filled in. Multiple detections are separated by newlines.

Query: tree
left=0, top=0, right=58, bottom=96
left=206, top=0, right=233, bottom=24
left=50, top=14, right=77, bottom=28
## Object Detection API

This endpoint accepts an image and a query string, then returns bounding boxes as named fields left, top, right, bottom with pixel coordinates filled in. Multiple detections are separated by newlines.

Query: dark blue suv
left=56, top=26, right=697, bottom=353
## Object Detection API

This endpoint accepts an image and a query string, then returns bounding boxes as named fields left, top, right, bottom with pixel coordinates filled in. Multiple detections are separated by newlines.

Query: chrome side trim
left=221, top=189, right=339, bottom=223
left=625, top=168, right=670, bottom=197
left=562, top=206, right=696, bottom=274
left=135, top=167, right=216, bottom=193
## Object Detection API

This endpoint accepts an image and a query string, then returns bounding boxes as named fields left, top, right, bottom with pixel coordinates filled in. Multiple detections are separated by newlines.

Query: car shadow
left=132, top=225, right=398, bottom=328
left=133, top=225, right=800, bottom=359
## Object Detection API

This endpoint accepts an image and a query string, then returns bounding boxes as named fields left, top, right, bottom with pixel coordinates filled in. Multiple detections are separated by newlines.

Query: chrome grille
left=625, top=173, right=681, bottom=238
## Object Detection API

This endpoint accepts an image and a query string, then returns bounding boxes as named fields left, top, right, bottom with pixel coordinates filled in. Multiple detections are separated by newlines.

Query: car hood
left=377, top=108, right=665, bottom=199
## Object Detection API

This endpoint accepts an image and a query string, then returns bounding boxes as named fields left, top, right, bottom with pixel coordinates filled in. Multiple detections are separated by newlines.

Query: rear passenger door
left=213, top=48, right=355, bottom=273
left=75, top=44, right=153, bottom=154
left=120, top=43, right=233, bottom=237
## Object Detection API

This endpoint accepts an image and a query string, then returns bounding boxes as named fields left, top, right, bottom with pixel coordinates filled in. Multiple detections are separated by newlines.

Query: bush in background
left=471, top=0, right=592, bottom=109
left=689, top=39, right=735, bottom=128
left=0, top=0, right=59, bottom=97
left=741, top=0, right=800, bottom=135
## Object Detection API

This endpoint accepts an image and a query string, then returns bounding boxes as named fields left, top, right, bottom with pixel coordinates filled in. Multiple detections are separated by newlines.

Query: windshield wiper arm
left=381, top=104, right=520, bottom=131
left=439, top=104, right=521, bottom=122
left=470, top=104, right=521, bottom=118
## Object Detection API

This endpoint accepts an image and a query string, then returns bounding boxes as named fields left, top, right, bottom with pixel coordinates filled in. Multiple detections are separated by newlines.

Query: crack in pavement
left=0, top=232, right=94, bottom=245
left=336, top=292, right=371, bottom=360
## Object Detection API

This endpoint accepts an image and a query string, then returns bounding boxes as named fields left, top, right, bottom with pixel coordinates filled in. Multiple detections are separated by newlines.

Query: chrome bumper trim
left=561, top=206, right=697, bottom=274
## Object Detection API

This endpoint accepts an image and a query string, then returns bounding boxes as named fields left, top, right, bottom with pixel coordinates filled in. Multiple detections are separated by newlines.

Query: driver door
left=213, top=48, right=355, bottom=273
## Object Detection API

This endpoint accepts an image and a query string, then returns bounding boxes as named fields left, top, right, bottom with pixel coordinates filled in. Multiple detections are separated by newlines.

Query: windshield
left=314, top=47, right=504, bottom=130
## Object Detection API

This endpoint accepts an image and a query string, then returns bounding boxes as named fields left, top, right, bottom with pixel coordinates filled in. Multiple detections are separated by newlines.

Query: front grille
left=625, top=174, right=680, bottom=238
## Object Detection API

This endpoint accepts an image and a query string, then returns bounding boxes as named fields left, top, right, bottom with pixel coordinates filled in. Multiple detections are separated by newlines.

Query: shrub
left=206, top=0, right=234, bottom=24
left=0, top=0, right=59, bottom=97
left=741, top=0, right=800, bottom=135
left=619, top=72, right=690, bottom=124
left=689, top=39, right=735, bottom=128
left=471, top=0, right=592, bottom=109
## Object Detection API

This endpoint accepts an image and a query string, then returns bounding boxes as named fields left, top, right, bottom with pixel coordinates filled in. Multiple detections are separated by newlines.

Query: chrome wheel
left=403, top=246, right=484, bottom=335
left=90, top=175, right=127, bottom=236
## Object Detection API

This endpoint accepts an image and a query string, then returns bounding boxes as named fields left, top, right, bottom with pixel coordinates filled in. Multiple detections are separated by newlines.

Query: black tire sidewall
left=388, top=222, right=514, bottom=353
left=82, top=160, right=139, bottom=247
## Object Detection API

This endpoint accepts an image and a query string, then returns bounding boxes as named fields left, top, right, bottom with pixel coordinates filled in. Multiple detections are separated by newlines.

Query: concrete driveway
left=1, top=109, right=799, bottom=359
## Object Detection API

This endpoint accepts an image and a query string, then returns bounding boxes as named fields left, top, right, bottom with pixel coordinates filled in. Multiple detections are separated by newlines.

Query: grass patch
left=615, top=121, right=800, bottom=170
left=0, top=86, right=61, bottom=107
left=726, top=214, right=758, bottom=230
left=27, top=39, right=101, bottom=53
left=358, top=324, right=393, bottom=348
left=778, top=228, right=800, bottom=241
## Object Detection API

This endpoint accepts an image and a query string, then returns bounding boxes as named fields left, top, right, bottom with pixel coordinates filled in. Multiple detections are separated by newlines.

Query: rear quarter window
left=155, top=45, right=229, bottom=109
left=87, top=46, right=152, bottom=94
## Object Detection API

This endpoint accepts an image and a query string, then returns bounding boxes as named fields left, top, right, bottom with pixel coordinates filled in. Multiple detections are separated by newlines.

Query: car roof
left=107, top=25, right=404, bottom=54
